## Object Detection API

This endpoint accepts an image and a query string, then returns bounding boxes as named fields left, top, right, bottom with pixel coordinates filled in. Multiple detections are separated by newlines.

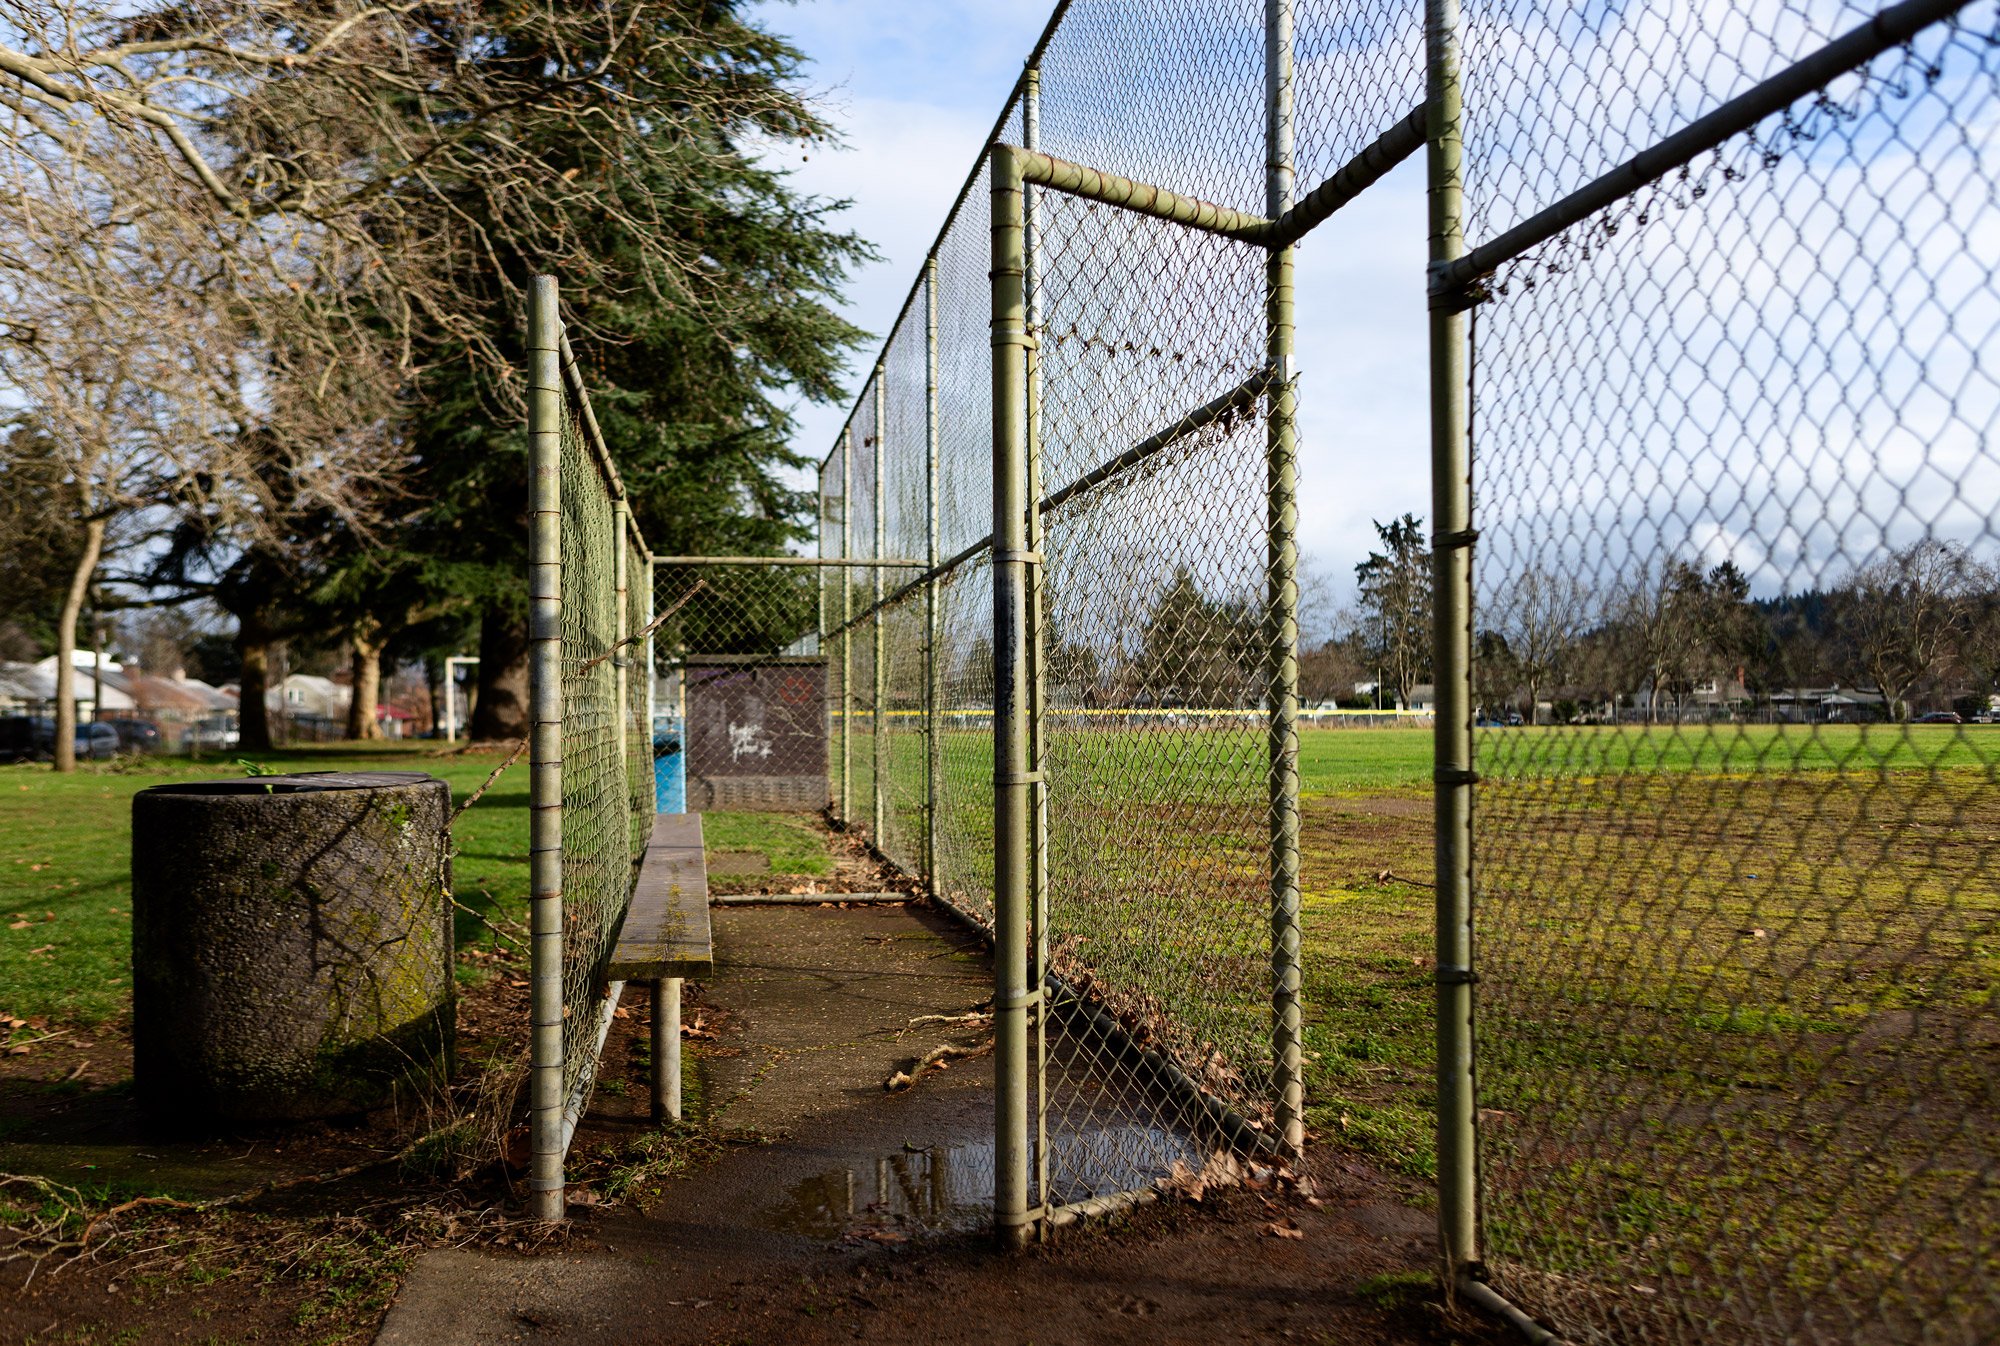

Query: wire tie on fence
left=1434, top=767, right=1481, bottom=787
left=1432, top=528, right=1480, bottom=551
left=993, top=548, right=1044, bottom=565
left=1435, top=965, right=1478, bottom=987
left=995, top=989, right=1044, bottom=1011
left=1425, top=261, right=1491, bottom=313
left=994, top=771, right=1045, bottom=786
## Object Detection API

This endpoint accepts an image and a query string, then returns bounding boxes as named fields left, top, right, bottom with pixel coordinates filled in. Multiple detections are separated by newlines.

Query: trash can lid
left=139, top=770, right=437, bottom=796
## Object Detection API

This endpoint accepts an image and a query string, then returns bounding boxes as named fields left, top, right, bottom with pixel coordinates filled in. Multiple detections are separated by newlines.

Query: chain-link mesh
left=651, top=562, right=832, bottom=812
left=806, top=14, right=1299, bottom=1207
left=792, top=0, right=1998, bottom=1326
left=1466, top=4, right=2000, bottom=1341
left=553, top=394, right=647, bottom=1108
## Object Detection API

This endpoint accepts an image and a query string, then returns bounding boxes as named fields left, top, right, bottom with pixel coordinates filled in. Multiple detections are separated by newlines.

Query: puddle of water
left=1043, top=1119, right=1205, bottom=1206
left=763, top=1139, right=994, bottom=1240
left=757, top=1119, right=1206, bottom=1241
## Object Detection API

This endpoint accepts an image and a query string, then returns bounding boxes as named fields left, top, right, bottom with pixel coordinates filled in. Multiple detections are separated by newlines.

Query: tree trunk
left=91, top=614, right=105, bottom=728
left=53, top=518, right=106, bottom=773
left=469, top=605, right=530, bottom=741
left=345, top=621, right=386, bottom=740
left=237, top=624, right=274, bottom=752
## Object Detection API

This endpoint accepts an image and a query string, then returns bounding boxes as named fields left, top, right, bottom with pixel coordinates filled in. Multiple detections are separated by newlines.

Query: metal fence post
left=645, top=556, right=656, bottom=740
left=841, top=426, right=854, bottom=824
left=1427, top=0, right=1480, bottom=1290
left=819, top=477, right=831, bottom=803
left=873, top=371, right=888, bottom=846
left=652, top=974, right=681, bottom=1122
left=924, top=258, right=942, bottom=895
left=526, top=275, right=567, bottom=1223
left=614, top=499, right=630, bottom=814
left=1264, top=0, right=1306, bottom=1164
left=990, top=144, right=1033, bottom=1250
left=1023, top=62, right=1051, bottom=1220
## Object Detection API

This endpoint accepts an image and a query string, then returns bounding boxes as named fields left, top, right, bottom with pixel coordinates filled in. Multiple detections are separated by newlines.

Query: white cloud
left=753, top=1, right=1432, bottom=594
left=752, top=1, right=2000, bottom=611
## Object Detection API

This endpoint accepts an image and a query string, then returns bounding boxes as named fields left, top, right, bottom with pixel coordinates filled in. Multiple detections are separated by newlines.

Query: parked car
left=103, top=718, right=162, bottom=753
left=186, top=713, right=241, bottom=750
left=0, top=715, right=40, bottom=762
left=1914, top=710, right=1963, bottom=725
left=0, top=717, right=119, bottom=760
left=76, top=722, right=121, bottom=759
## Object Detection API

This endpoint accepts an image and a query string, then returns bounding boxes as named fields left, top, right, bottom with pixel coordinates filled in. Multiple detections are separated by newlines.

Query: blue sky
left=749, top=0, right=1432, bottom=609
left=747, top=1, right=1998, bottom=612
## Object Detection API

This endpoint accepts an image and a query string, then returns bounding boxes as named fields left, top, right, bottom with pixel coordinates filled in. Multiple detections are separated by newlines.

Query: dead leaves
left=1155, top=1151, right=1243, bottom=1203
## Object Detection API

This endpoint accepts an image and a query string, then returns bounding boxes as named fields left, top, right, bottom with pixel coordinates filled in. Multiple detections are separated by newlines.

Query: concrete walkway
left=376, top=902, right=998, bottom=1345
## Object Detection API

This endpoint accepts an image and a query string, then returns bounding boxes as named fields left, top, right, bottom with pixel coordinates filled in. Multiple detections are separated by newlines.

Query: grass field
left=6, top=724, right=1993, bottom=1328
left=0, top=744, right=832, bottom=1026
left=841, top=719, right=1997, bottom=1328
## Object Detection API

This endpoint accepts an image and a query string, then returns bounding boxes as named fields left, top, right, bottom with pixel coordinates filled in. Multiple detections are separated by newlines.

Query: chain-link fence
left=780, top=0, right=1999, bottom=1335
left=1456, top=2, right=2000, bottom=1340
left=808, top=7, right=1315, bottom=1241
left=525, top=277, right=657, bottom=1220
left=651, top=559, right=863, bottom=814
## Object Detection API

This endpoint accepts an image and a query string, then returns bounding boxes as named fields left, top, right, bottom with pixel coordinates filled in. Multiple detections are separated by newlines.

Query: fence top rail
left=813, top=1, right=1075, bottom=475
left=653, top=555, right=926, bottom=568
left=1429, top=0, right=1967, bottom=304
left=556, top=330, right=627, bottom=506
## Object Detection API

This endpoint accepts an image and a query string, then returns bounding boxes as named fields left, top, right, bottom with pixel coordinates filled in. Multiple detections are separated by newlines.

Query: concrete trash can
left=131, top=770, right=454, bottom=1127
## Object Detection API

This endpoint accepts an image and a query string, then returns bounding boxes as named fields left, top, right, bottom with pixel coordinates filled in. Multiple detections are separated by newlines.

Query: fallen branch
left=575, top=578, right=707, bottom=676
left=905, top=1011, right=992, bottom=1030
left=884, top=1039, right=993, bottom=1093
left=449, top=739, right=527, bottom=825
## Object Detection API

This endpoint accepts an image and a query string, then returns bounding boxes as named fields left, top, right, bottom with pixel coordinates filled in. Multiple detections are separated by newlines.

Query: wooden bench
left=608, top=812, right=713, bottom=1121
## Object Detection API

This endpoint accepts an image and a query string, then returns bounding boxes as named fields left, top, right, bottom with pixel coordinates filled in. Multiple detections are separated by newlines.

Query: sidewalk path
left=375, top=901, right=1476, bottom=1346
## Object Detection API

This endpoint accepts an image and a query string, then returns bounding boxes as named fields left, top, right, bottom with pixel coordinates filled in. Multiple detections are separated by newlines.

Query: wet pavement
left=376, top=901, right=1006, bottom=1344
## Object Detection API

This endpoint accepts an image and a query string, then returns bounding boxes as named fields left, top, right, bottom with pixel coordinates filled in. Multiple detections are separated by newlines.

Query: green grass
left=700, top=810, right=832, bottom=877
left=1290, top=738, right=1999, bottom=1326
left=1, top=744, right=533, bottom=1025
left=1300, top=721, right=1999, bottom=795
left=0, top=743, right=841, bottom=1025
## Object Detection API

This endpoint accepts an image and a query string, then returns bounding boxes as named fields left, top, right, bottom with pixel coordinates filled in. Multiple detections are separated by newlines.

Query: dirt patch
left=375, top=1145, right=1495, bottom=1346
left=0, top=945, right=559, bottom=1345
left=1323, top=795, right=1435, bottom=820
left=707, top=850, right=771, bottom=875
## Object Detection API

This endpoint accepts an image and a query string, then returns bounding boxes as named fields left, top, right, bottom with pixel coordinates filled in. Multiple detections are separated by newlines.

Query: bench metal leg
left=652, top=976, right=681, bottom=1122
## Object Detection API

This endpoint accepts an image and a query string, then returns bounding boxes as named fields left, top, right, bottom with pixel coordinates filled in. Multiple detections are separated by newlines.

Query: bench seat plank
left=607, top=812, right=712, bottom=979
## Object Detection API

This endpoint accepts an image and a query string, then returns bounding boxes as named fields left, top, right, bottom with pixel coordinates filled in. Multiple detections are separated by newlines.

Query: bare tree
left=1499, top=564, right=1590, bottom=725
left=0, top=235, right=203, bottom=769
left=1611, top=558, right=1711, bottom=723
left=2, top=2, right=851, bottom=759
left=0, top=1, right=839, bottom=395
left=1833, top=540, right=1985, bottom=721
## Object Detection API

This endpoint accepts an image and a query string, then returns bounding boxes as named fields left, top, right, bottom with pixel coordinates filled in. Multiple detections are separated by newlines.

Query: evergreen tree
left=284, top=3, right=872, bottom=739
left=1355, top=515, right=1433, bottom=711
